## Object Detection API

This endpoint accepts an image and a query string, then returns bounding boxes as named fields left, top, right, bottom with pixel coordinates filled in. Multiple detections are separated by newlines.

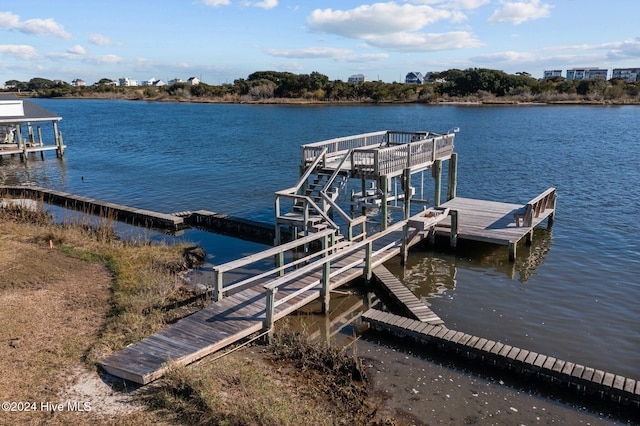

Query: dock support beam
left=380, top=175, right=388, bottom=231
left=403, top=168, right=411, bottom=220
left=509, top=241, right=516, bottom=262
left=433, top=159, right=443, bottom=206
left=447, top=153, right=458, bottom=201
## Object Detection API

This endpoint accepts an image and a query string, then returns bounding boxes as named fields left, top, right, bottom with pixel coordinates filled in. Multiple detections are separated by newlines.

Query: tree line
left=4, top=68, right=640, bottom=103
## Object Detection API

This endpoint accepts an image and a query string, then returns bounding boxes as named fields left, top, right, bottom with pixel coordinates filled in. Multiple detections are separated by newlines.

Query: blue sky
left=1, top=0, right=639, bottom=85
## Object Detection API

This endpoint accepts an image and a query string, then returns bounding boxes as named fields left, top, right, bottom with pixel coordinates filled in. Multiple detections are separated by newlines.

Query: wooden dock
left=372, top=265, right=443, bottom=324
left=362, top=309, right=640, bottom=407
left=0, top=186, right=183, bottom=230
left=0, top=95, right=66, bottom=160
left=436, top=188, right=556, bottom=260
left=100, top=219, right=431, bottom=384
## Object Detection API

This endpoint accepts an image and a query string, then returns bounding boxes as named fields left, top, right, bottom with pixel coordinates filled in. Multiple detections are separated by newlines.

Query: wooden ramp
left=436, top=188, right=556, bottom=260
left=100, top=220, right=429, bottom=384
left=372, top=265, right=443, bottom=324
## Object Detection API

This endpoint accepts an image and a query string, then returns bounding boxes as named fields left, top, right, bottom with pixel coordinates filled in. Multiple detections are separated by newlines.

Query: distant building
left=543, top=70, right=563, bottom=79
left=141, top=78, right=166, bottom=87
left=612, top=68, right=640, bottom=82
left=566, top=68, right=608, bottom=81
left=118, top=77, right=138, bottom=86
left=71, top=79, right=85, bottom=87
left=187, top=77, right=200, bottom=86
left=168, top=78, right=184, bottom=85
left=348, top=74, right=367, bottom=84
left=405, top=72, right=425, bottom=84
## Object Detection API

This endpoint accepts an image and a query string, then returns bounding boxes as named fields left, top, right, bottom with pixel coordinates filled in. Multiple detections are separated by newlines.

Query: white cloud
left=89, top=34, right=117, bottom=46
left=202, top=0, right=231, bottom=6
left=251, top=0, right=278, bottom=9
left=84, top=54, right=122, bottom=65
left=365, top=31, right=483, bottom=51
left=0, top=44, right=38, bottom=60
left=0, top=11, right=71, bottom=39
left=408, top=0, right=489, bottom=9
left=488, top=0, right=551, bottom=25
left=67, top=45, right=85, bottom=55
left=308, top=4, right=452, bottom=38
left=266, top=46, right=388, bottom=63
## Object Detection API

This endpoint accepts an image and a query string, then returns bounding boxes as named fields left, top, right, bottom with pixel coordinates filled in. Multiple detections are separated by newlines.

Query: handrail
left=214, top=228, right=336, bottom=274
left=290, top=147, right=327, bottom=195
left=264, top=218, right=406, bottom=291
left=276, top=192, right=339, bottom=230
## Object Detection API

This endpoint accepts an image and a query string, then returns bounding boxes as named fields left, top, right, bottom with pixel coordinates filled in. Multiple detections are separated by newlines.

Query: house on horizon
left=187, top=77, right=200, bottom=86
left=405, top=72, right=425, bottom=84
left=71, top=79, right=85, bottom=87
left=348, top=74, right=367, bottom=84
left=142, top=78, right=166, bottom=87
left=119, top=77, right=138, bottom=86
left=612, top=68, right=640, bottom=82
left=566, top=68, right=607, bottom=81
left=543, top=70, right=563, bottom=79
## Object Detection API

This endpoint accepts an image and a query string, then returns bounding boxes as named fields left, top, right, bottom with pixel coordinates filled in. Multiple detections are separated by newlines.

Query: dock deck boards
left=100, top=222, right=427, bottom=384
left=436, top=196, right=553, bottom=245
left=372, top=265, right=443, bottom=324
left=100, top=195, right=551, bottom=385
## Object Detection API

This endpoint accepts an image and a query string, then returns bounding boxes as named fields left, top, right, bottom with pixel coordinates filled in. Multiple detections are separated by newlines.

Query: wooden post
left=433, top=159, right=442, bottom=206
left=364, top=241, right=373, bottom=282
left=509, top=241, right=517, bottom=262
left=380, top=176, right=388, bottom=230
left=53, top=121, right=63, bottom=157
left=213, top=270, right=224, bottom=302
left=447, top=153, right=458, bottom=201
left=16, top=125, right=26, bottom=161
left=449, top=210, right=458, bottom=248
left=403, top=168, right=411, bottom=220
left=547, top=194, right=556, bottom=229
left=264, top=287, right=277, bottom=335
left=37, top=126, right=44, bottom=159
left=401, top=223, right=409, bottom=265
left=321, top=233, right=331, bottom=313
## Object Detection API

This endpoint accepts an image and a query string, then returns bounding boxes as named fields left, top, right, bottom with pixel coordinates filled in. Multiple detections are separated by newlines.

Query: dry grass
left=0, top=203, right=394, bottom=425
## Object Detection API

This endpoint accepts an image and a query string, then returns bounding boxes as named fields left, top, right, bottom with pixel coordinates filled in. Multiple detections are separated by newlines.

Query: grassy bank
left=0, top=203, right=392, bottom=425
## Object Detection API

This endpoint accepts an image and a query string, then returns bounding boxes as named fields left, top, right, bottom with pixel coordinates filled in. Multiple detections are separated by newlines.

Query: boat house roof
left=0, top=94, right=62, bottom=124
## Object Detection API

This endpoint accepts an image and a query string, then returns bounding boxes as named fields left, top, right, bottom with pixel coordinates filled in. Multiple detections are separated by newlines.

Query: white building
left=543, top=70, right=563, bottom=79
left=566, top=68, right=608, bottom=81
left=141, top=78, right=167, bottom=87
left=187, top=77, right=200, bottom=86
left=118, top=77, right=138, bottom=86
left=612, top=68, right=640, bottom=82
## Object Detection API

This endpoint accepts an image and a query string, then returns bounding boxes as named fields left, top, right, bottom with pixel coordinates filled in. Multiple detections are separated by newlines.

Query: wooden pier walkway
left=362, top=309, right=640, bottom=406
left=372, top=265, right=443, bottom=324
left=100, top=219, right=430, bottom=384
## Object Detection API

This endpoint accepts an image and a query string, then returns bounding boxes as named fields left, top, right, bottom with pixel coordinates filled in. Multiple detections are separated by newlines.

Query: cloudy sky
left=1, top=0, right=639, bottom=85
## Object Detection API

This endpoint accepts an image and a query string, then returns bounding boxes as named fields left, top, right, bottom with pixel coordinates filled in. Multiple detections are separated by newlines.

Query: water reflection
left=386, top=228, right=553, bottom=300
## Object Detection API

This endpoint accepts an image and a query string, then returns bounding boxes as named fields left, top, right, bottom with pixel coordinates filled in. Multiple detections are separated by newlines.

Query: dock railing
left=212, top=228, right=339, bottom=302
left=264, top=220, right=408, bottom=331
left=351, top=133, right=454, bottom=177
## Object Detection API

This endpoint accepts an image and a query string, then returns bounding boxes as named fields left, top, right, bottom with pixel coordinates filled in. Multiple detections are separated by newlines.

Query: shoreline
left=9, top=91, right=640, bottom=106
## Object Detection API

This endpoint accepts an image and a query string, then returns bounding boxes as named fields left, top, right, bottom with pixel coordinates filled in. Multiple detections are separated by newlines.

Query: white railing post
left=213, top=270, right=224, bottom=302
left=264, top=287, right=277, bottom=333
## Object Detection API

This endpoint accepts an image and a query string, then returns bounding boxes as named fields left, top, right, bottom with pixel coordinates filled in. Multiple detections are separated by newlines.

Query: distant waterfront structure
left=566, top=68, right=608, bottom=81
left=611, top=68, right=640, bottom=82
left=118, top=77, right=138, bottom=87
left=348, top=74, right=368, bottom=84
left=543, top=70, right=563, bottom=79
left=405, top=72, right=425, bottom=84
left=141, top=78, right=166, bottom=87
left=187, top=77, right=200, bottom=86
left=168, top=78, right=184, bottom=85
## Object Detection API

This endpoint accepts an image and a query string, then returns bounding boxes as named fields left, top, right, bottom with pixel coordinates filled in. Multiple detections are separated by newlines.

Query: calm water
left=3, top=99, right=639, bottom=379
